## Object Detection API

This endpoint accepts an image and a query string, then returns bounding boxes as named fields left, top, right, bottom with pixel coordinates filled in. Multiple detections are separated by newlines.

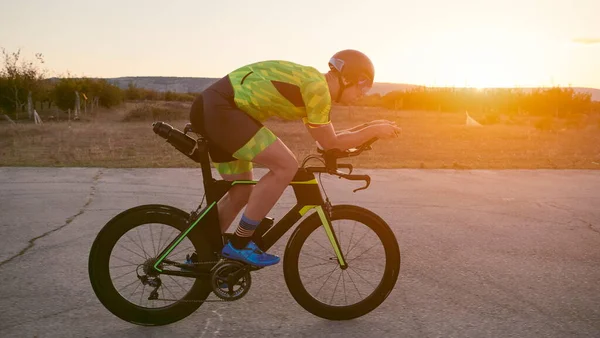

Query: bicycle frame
left=152, top=138, right=347, bottom=277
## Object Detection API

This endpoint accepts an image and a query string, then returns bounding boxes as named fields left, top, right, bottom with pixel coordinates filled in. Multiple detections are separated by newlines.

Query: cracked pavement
left=0, top=167, right=599, bottom=337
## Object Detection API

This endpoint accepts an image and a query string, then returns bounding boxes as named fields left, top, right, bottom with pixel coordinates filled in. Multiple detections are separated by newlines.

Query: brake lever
left=353, top=176, right=371, bottom=193
left=338, top=163, right=353, bottom=174
left=336, top=172, right=371, bottom=193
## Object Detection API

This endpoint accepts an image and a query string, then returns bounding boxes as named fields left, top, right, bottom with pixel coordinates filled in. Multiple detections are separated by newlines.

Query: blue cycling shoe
left=221, top=241, right=280, bottom=267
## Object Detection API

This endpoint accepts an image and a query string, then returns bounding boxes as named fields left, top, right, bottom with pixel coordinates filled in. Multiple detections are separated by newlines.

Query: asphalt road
left=1, top=167, right=599, bottom=338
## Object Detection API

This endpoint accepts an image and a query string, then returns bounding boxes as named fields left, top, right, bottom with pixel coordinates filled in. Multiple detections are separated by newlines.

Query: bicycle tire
left=283, top=205, right=400, bottom=320
left=88, top=204, right=214, bottom=326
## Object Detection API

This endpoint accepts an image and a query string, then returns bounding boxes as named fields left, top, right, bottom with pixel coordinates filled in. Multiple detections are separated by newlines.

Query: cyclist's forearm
left=333, top=126, right=379, bottom=150
left=340, top=122, right=370, bottom=133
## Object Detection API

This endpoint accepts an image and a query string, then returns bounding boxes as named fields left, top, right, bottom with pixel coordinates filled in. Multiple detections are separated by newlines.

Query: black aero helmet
left=328, top=49, right=375, bottom=102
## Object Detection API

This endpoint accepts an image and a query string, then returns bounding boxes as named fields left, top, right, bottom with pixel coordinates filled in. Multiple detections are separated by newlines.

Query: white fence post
left=74, top=91, right=81, bottom=120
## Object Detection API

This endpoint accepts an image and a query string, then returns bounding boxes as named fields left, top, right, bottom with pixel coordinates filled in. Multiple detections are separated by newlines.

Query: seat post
left=196, top=138, right=214, bottom=191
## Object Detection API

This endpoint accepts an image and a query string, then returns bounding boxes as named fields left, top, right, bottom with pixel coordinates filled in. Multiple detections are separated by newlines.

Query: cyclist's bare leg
left=231, top=139, right=297, bottom=246
left=217, top=171, right=253, bottom=233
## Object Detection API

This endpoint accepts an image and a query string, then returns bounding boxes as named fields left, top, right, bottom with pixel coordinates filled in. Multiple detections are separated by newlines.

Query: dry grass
left=1, top=103, right=600, bottom=169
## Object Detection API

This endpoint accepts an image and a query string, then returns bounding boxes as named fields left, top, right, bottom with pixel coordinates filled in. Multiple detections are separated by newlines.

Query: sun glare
left=399, top=28, right=554, bottom=88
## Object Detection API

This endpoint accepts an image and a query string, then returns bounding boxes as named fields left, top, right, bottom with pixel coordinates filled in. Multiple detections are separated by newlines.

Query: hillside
left=106, top=76, right=600, bottom=101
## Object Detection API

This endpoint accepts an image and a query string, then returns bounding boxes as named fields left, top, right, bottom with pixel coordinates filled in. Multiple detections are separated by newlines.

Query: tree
left=125, top=82, right=142, bottom=100
left=50, top=76, right=124, bottom=115
left=97, top=79, right=123, bottom=108
left=51, top=76, right=80, bottom=111
left=0, top=48, right=47, bottom=119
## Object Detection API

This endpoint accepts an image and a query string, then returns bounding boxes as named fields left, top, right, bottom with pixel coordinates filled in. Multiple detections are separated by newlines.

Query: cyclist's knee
left=285, top=157, right=298, bottom=180
left=271, top=153, right=298, bottom=182
left=253, top=140, right=298, bottom=182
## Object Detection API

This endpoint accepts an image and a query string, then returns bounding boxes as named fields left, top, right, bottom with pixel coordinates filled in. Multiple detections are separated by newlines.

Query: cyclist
left=189, top=49, right=401, bottom=268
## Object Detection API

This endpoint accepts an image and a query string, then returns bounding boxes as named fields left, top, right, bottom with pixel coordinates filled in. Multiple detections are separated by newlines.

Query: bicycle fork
left=300, top=205, right=348, bottom=269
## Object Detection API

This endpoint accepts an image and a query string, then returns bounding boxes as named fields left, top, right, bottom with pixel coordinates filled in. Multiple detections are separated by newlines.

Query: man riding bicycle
left=189, top=49, right=401, bottom=268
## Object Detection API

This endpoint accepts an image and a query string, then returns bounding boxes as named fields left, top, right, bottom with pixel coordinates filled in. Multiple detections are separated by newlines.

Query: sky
left=1, top=0, right=599, bottom=88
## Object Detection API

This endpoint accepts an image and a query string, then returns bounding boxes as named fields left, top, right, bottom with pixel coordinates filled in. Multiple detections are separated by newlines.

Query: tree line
left=359, top=86, right=598, bottom=117
left=0, top=48, right=198, bottom=120
left=1, top=48, right=598, bottom=121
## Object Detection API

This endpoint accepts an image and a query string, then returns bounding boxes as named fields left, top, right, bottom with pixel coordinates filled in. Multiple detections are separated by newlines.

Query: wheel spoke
left=346, top=227, right=372, bottom=258
left=345, top=269, right=363, bottom=299
left=149, top=224, right=157, bottom=256
left=110, top=263, right=138, bottom=269
left=315, top=266, right=339, bottom=298
left=167, top=275, right=188, bottom=292
left=303, top=265, right=338, bottom=287
left=329, top=269, right=344, bottom=305
left=300, top=261, right=336, bottom=270
left=157, top=225, right=165, bottom=255
left=348, top=265, right=382, bottom=273
left=336, top=222, right=343, bottom=253
left=309, top=229, right=333, bottom=255
left=349, top=241, right=381, bottom=262
left=349, top=266, right=377, bottom=289
left=140, top=284, right=146, bottom=306
left=349, top=256, right=383, bottom=261
left=118, top=277, right=141, bottom=293
left=342, top=269, right=348, bottom=306
left=301, top=251, right=333, bottom=263
left=137, top=228, right=151, bottom=259
left=162, top=282, right=178, bottom=299
left=112, top=269, right=137, bottom=281
left=125, top=232, right=148, bottom=260
left=345, top=221, right=358, bottom=257
left=128, top=280, right=142, bottom=298
left=156, top=229, right=177, bottom=259
left=116, top=242, right=146, bottom=261
left=110, top=254, right=138, bottom=267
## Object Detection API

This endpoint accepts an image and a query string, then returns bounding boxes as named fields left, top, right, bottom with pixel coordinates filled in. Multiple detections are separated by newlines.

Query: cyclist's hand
left=374, top=124, right=401, bottom=139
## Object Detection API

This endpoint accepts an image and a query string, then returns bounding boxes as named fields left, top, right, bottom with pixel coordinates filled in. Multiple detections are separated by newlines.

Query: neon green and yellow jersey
left=227, top=60, right=332, bottom=126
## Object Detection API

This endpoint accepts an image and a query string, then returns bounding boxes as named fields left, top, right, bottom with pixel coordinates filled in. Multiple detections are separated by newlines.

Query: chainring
left=210, top=260, right=252, bottom=301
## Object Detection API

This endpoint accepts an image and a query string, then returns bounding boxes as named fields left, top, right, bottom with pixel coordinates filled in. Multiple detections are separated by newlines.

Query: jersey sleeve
left=301, top=80, right=331, bottom=127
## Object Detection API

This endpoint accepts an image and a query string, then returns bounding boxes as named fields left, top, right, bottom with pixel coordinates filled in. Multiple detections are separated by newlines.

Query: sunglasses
left=357, top=78, right=372, bottom=95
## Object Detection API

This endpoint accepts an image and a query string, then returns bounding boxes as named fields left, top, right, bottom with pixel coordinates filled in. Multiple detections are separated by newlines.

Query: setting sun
left=386, top=27, right=561, bottom=88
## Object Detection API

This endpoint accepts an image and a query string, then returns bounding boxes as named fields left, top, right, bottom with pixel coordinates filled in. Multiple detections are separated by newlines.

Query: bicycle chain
left=153, top=260, right=239, bottom=303
left=155, top=297, right=230, bottom=303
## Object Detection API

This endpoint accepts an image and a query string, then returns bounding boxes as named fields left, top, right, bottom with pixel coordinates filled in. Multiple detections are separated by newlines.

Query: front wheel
left=284, top=205, right=400, bottom=320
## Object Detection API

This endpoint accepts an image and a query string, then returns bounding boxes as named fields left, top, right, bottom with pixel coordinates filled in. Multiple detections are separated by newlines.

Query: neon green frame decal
left=299, top=205, right=346, bottom=266
left=299, top=205, right=317, bottom=216
left=153, top=201, right=216, bottom=272
left=315, top=206, right=346, bottom=266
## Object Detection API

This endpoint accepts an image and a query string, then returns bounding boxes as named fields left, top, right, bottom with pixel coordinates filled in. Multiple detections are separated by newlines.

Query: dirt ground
left=1, top=104, right=599, bottom=169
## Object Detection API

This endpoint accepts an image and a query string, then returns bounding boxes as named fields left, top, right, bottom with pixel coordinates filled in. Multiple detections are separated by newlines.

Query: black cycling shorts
left=189, top=75, right=278, bottom=175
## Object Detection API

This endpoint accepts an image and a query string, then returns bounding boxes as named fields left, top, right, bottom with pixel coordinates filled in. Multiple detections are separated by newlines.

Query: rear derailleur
left=136, top=264, right=162, bottom=300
